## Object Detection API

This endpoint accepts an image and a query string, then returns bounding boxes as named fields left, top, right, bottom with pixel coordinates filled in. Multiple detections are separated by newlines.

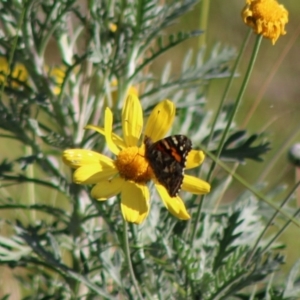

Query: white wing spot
left=172, top=137, right=178, bottom=145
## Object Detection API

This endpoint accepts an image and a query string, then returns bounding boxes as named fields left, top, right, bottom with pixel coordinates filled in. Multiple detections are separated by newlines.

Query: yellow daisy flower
left=242, top=0, right=288, bottom=45
left=62, top=95, right=210, bottom=224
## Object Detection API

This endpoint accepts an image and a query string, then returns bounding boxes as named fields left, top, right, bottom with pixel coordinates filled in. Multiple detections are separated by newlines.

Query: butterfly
left=144, top=135, right=192, bottom=197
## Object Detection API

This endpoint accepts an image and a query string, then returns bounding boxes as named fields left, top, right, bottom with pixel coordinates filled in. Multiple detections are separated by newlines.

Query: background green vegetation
left=0, top=0, right=300, bottom=298
left=154, top=0, right=300, bottom=271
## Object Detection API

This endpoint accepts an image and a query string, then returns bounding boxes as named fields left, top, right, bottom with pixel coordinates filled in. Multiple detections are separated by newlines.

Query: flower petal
left=85, top=124, right=126, bottom=149
left=128, top=86, right=138, bottom=96
left=121, top=181, right=150, bottom=224
left=182, top=175, right=210, bottom=195
left=73, top=165, right=118, bottom=184
left=62, top=149, right=115, bottom=168
left=155, top=183, right=190, bottom=220
left=104, top=107, right=121, bottom=155
left=144, top=100, right=175, bottom=142
left=186, top=150, right=205, bottom=169
left=91, top=177, right=125, bottom=200
left=122, top=94, right=143, bottom=146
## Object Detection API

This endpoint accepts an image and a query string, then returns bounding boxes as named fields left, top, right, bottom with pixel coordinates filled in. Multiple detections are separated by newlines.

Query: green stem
left=215, top=34, right=262, bottom=161
left=25, top=146, right=35, bottom=222
left=75, top=61, right=93, bottom=144
left=205, top=29, right=251, bottom=149
left=200, top=145, right=300, bottom=228
left=213, top=162, right=239, bottom=213
left=198, top=0, right=210, bottom=48
left=117, top=0, right=141, bottom=105
left=122, top=219, right=143, bottom=300
left=189, top=30, right=254, bottom=244
left=258, top=126, right=300, bottom=182
left=260, top=208, right=300, bottom=254
left=242, top=23, right=300, bottom=127
left=245, top=181, right=300, bottom=266
left=37, top=2, right=61, bottom=58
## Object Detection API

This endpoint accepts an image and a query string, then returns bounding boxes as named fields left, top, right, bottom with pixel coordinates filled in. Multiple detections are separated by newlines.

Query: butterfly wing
left=144, top=135, right=192, bottom=197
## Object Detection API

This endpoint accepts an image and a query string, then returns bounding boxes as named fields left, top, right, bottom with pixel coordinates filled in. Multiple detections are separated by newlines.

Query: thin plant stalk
left=25, top=146, right=36, bottom=222
left=190, top=33, right=260, bottom=244
left=76, top=61, right=93, bottom=144
left=242, top=23, right=300, bottom=127
left=198, top=0, right=210, bottom=48
left=215, top=35, right=262, bottom=163
left=213, top=162, right=239, bottom=213
left=206, top=29, right=251, bottom=150
left=261, top=208, right=300, bottom=255
left=258, top=126, right=300, bottom=181
left=199, top=145, right=300, bottom=228
left=205, top=31, right=251, bottom=212
left=122, top=219, right=143, bottom=300
left=245, top=181, right=300, bottom=266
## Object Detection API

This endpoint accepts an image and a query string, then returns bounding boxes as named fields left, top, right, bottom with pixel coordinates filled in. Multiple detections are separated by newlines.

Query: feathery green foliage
left=0, top=0, right=299, bottom=299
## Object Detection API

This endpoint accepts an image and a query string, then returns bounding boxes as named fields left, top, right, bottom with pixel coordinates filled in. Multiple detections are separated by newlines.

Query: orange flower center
left=115, top=145, right=154, bottom=183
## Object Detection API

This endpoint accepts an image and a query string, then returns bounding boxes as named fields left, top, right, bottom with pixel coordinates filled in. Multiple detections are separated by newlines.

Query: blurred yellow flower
left=0, top=57, right=67, bottom=95
left=109, top=23, right=117, bottom=33
left=0, top=57, right=28, bottom=88
left=242, top=0, right=288, bottom=45
left=47, top=66, right=66, bottom=95
left=63, top=95, right=210, bottom=224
